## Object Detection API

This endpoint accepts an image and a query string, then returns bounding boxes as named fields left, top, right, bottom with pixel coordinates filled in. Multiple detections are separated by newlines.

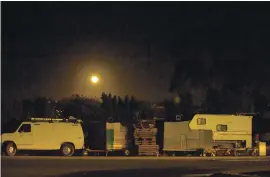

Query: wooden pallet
left=134, top=121, right=159, bottom=156
left=138, top=145, right=159, bottom=150
left=134, top=133, right=157, bottom=136
left=135, top=140, right=157, bottom=144
left=136, top=141, right=157, bottom=143
left=138, top=144, right=159, bottom=148
left=139, top=150, right=159, bottom=153
left=138, top=152, right=158, bottom=156
left=135, top=139, right=156, bottom=142
left=134, top=121, right=156, bottom=129
left=135, top=128, right=157, bottom=133
left=133, top=130, right=157, bottom=135
left=134, top=134, right=156, bottom=137
left=134, top=136, right=156, bottom=139
left=138, top=147, right=159, bottom=155
left=134, top=132, right=157, bottom=135
left=137, top=144, right=157, bottom=147
left=134, top=135, right=156, bottom=140
left=134, top=128, right=157, bottom=138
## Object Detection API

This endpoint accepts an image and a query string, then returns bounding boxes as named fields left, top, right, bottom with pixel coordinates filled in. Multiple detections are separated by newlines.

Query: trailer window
left=216, top=124, right=227, bottom=132
left=197, top=118, right=206, bottom=125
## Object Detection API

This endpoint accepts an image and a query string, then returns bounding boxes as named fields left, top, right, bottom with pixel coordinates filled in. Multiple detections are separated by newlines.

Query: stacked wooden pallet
left=134, top=120, right=159, bottom=156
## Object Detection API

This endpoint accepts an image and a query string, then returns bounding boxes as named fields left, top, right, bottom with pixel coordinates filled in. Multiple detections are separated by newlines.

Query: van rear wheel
left=60, top=143, right=75, bottom=156
left=5, top=142, right=17, bottom=156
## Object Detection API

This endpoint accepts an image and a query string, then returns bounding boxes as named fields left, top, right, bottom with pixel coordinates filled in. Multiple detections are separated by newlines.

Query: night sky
left=2, top=2, right=270, bottom=102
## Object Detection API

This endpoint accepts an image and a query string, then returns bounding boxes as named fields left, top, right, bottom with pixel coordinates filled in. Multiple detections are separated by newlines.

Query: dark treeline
left=1, top=93, right=157, bottom=133
left=2, top=91, right=270, bottom=133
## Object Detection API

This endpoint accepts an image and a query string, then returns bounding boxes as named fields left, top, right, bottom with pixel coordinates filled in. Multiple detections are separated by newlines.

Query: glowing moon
left=91, top=75, right=99, bottom=84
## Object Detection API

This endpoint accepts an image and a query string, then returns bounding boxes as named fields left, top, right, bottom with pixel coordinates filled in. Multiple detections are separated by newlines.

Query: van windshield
left=2, top=120, right=21, bottom=133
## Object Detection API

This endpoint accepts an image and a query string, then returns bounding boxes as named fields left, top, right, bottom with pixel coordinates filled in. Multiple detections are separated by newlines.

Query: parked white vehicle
left=1, top=117, right=84, bottom=156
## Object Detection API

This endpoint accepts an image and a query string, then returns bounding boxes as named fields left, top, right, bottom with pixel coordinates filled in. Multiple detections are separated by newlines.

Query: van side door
left=17, top=124, right=33, bottom=149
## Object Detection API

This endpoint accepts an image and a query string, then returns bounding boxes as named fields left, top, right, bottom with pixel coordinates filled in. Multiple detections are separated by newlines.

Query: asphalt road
left=2, top=156, right=270, bottom=177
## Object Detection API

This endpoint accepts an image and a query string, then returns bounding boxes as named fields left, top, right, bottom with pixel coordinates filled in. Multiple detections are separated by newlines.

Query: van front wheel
left=60, top=143, right=75, bottom=156
left=5, top=142, right=17, bottom=156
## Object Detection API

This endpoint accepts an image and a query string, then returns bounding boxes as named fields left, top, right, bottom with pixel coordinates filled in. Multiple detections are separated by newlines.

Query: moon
left=91, top=75, right=99, bottom=84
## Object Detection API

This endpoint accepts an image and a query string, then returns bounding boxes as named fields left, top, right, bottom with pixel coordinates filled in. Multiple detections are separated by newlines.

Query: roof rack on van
left=235, top=112, right=260, bottom=116
left=29, top=117, right=83, bottom=123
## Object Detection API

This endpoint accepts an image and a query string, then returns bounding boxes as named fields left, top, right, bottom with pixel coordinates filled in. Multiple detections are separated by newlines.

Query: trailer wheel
left=156, top=152, right=159, bottom=157
left=94, top=152, right=100, bottom=156
left=202, top=152, right=207, bottom=157
left=209, top=149, right=217, bottom=157
left=82, top=150, right=88, bottom=156
left=211, top=152, right=216, bottom=157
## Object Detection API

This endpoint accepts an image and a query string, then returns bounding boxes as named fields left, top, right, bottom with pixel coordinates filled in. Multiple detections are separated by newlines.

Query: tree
left=169, top=49, right=270, bottom=114
left=100, top=93, right=114, bottom=121
left=130, top=96, right=139, bottom=118
left=2, top=103, right=11, bottom=124
left=169, top=58, right=208, bottom=113
left=107, top=93, right=113, bottom=119
left=221, top=58, right=268, bottom=113
left=35, top=97, right=57, bottom=117
left=22, top=99, right=34, bottom=119
left=163, top=99, right=176, bottom=121
left=33, top=97, right=47, bottom=117
left=124, top=95, right=131, bottom=120
left=101, top=92, right=108, bottom=109
left=60, top=95, right=105, bottom=121
left=116, top=96, right=124, bottom=121
left=136, top=101, right=154, bottom=120
left=112, top=95, right=119, bottom=121
left=206, top=88, right=221, bottom=113
left=10, top=99, right=23, bottom=120
left=178, top=93, right=194, bottom=120
left=118, top=96, right=124, bottom=106
left=253, top=90, right=268, bottom=115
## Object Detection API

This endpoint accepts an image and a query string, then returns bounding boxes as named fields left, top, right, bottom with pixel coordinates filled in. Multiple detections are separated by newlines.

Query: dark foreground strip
left=208, top=172, right=270, bottom=177
left=49, top=170, right=270, bottom=177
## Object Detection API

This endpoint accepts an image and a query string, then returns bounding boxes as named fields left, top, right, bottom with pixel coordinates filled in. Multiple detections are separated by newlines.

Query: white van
left=1, top=117, right=85, bottom=156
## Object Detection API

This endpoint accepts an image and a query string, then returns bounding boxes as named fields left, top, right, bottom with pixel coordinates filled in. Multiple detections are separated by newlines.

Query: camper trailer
left=189, top=114, right=254, bottom=156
